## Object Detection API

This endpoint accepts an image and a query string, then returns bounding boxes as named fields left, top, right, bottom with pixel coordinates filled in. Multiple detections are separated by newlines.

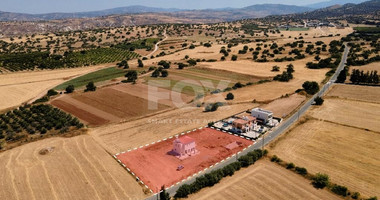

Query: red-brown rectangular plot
left=116, top=128, right=253, bottom=193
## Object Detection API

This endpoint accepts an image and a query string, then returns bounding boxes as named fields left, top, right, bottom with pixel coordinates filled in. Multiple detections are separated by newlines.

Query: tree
left=178, top=63, right=187, bottom=69
left=231, top=55, right=238, bottom=61
left=238, top=155, right=254, bottom=167
left=314, top=96, right=324, bottom=105
left=286, top=64, right=295, bottom=74
left=286, top=162, right=295, bottom=169
left=331, top=184, right=348, bottom=196
left=151, top=69, right=160, bottom=77
left=85, top=82, right=96, bottom=92
left=117, top=60, right=129, bottom=69
left=159, top=185, right=170, bottom=200
left=47, top=89, right=58, bottom=96
left=161, top=70, right=168, bottom=77
left=312, top=173, right=329, bottom=189
left=137, top=59, right=144, bottom=68
left=125, top=70, right=138, bottom=82
left=174, top=184, right=191, bottom=198
left=295, top=167, right=307, bottom=175
left=302, top=81, right=319, bottom=95
left=65, top=85, right=75, bottom=93
left=272, top=66, right=280, bottom=72
left=336, top=67, right=348, bottom=83
left=226, top=93, right=234, bottom=100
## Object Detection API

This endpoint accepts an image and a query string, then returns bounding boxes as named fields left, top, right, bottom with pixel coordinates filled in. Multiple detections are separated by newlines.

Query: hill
left=306, top=0, right=368, bottom=8
left=0, top=4, right=312, bottom=22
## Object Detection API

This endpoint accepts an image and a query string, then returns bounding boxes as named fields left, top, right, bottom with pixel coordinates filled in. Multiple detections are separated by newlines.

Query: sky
left=0, top=0, right=328, bottom=14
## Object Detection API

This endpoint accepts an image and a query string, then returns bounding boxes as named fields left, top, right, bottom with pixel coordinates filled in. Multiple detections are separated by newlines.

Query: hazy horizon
left=1, top=0, right=332, bottom=14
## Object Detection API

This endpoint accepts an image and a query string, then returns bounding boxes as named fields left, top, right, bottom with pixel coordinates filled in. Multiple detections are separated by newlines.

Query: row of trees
left=350, top=69, right=379, bottom=85
left=174, top=149, right=267, bottom=198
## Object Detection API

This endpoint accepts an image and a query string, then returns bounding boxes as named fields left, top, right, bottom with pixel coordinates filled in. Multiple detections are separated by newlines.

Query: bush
left=174, top=184, right=191, bottom=198
left=314, top=96, right=324, bottom=105
left=312, top=173, right=329, bottom=189
left=331, top=184, right=348, bottom=196
left=205, top=103, right=220, bottom=112
left=226, top=93, right=234, bottom=100
left=302, top=81, right=319, bottom=95
left=65, top=85, right=75, bottom=93
left=295, top=167, right=308, bottom=175
left=270, top=155, right=281, bottom=163
left=47, top=89, right=58, bottom=97
left=286, top=162, right=295, bottom=169
left=85, top=82, right=96, bottom=92
left=231, top=55, right=238, bottom=61
left=351, top=192, right=360, bottom=199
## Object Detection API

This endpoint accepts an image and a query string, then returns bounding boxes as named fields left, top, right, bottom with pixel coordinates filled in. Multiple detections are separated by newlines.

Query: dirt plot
left=260, top=94, right=306, bottom=118
left=116, top=128, right=253, bottom=193
left=89, top=103, right=257, bottom=155
left=308, top=98, right=380, bottom=132
left=270, top=120, right=380, bottom=197
left=51, top=85, right=172, bottom=126
left=0, top=135, right=146, bottom=200
left=326, top=84, right=380, bottom=104
left=189, top=160, right=340, bottom=200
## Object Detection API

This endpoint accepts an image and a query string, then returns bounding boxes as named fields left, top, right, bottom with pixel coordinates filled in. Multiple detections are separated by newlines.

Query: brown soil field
left=260, top=94, right=306, bottom=118
left=0, top=65, right=111, bottom=111
left=117, top=128, right=253, bottom=193
left=308, top=98, right=380, bottom=132
left=0, top=135, right=146, bottom=200
left=351, top=61, right=380, bottom=72
left=89, top=103, right=257, bottom=155
left=51, top=86, right=172, bottom=126
left=326, top=84, right=380, bottom=104
left=189, top=160, right=340, bottom=200
left=270, top=119, right=380, bottom=197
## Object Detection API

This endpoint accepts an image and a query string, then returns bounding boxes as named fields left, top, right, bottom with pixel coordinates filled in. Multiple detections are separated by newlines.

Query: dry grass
left=0, top=135, right=146, bottom=200
left=308, top=98, right=380, bottom=132
left=351, top=61, right=380, bottom=72
left=326, top=84, right=380, bottom=104
left=89, top=103, right=257, bottom=155
left=270, top=119, right=380, bottom=197
left=260, top=94, right=306, bottom=118
left=189, top=160, right=340, bottom=200
left=0, top=65, right=111, bottom=111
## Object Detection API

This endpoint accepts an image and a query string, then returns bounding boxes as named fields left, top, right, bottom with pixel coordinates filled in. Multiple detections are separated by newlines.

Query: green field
left=353, top=27, right=380, bottom=33
left=54, top=67, right=126, bottom=90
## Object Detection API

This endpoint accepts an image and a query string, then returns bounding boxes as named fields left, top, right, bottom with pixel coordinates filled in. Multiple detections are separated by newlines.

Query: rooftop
left=252, top=108, right=273, bottom=114
left=178, top=136, right=195, bottom=144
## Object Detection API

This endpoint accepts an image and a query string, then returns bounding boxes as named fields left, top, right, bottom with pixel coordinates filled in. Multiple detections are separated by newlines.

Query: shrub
left=85, top=82, right=96, bottom=92
left=205, top=103, right=220, bottom=112
left=47, top=89, right=58, bottom=96
left=331, top=184, right=348, bottom=196
left=286, top=162, right=295, bottom=169
left=295, top=167, right=308, bottom=175
left=312, top=173, right=329, bottom=189
left=231, top=55, right=238, bottom=61
left=272, top=66, right=280, bottom=71
left=270, top=155, right=281, bottom=163
left=226, top=93, right=234, bottom=100
left=351, top=192, right=360, bottom=199
left=314, top=96, right=324, bottom=105
left=65, top=85, right=75, bottom=93
left=302, top=81, right=319, bottom=95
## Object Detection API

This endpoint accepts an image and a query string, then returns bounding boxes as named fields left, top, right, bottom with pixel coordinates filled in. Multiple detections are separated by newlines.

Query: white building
left=251, top=108, right=273, bottom=124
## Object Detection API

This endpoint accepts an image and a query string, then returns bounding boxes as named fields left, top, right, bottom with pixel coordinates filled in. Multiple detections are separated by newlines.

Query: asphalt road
left=147, top=44, right=349, bottom=199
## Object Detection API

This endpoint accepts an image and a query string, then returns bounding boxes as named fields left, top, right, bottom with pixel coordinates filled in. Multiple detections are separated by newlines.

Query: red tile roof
left=179, top=136, right=195, bottom=144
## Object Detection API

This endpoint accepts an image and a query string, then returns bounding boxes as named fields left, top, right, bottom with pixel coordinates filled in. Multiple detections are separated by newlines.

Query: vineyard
left=0, top=104, right=83, bottom=149
left=0, top=48, right=140, bottom=72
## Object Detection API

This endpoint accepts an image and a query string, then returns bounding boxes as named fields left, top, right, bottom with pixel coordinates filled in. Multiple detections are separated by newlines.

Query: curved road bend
left=146, top=43, right=350, bottom=199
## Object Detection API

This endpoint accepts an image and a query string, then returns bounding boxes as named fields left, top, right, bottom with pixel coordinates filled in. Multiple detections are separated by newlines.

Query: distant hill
left=306, top=0, right=368, bottom=9
left=275, top=0, right=380, bottom=20
left=0, top=4, right=312, bottom=22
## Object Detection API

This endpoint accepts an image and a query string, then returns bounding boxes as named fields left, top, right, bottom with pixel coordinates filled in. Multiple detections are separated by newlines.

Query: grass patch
left=54, top=67, right=126, bottom=90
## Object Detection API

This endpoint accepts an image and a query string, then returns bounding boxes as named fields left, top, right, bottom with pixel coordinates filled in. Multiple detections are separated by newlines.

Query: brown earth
left=260, top=94, right=306, bottom=118
left=189, top=160, right=341, bottom=200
